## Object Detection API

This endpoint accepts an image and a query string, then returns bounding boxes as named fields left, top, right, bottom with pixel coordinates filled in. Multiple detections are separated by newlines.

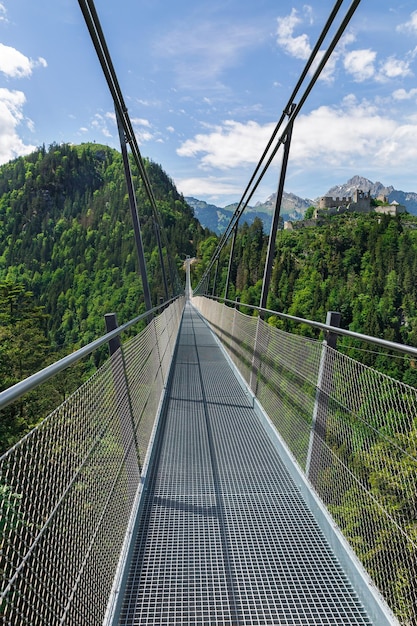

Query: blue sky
left=1, top=0, right=417, bottom=206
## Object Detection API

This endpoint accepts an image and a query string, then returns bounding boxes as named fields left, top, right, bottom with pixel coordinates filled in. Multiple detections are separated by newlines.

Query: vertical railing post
left=116, top=109, right=153, bottom=314
left=212, top=257, right=219, bottom=296
left=105, top=313, right=141, bottom=500
left=306, top=310, right=341, bottom=484
left=249, top=314, right=262, bottom=395
left=260, top=103, right=296, bottom=311
left=224, top=223, right=238, bottom=301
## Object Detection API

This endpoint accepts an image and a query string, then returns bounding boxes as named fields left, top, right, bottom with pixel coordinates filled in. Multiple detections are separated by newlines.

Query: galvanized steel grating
left=194, top=296, right=416, bottom=624
left=117, top=303, right=372, bottom=626
left=0, top=298, right=185, bottom=625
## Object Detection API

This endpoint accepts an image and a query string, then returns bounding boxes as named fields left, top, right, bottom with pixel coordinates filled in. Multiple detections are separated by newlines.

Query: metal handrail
left=192, top=294, right=416, bottom=625
left=5, top=289, right=416, bottom=413
left=0, top=296, right=180, bottom=412
left=203, top=294, right=417, bottom=357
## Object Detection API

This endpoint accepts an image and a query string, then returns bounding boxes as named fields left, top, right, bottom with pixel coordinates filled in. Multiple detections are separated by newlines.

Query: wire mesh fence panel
left=195, top=297, right=259, bottom=388
left=311, top=348, right=417, bottom=625
left=159, top=305, right=179, bottom=383
left=155, top=311, right=171, bottom=383
left=192, top=297, right=417, bottom=626
left=1, top=360, right=130, bottom=626
left=122, top=320, right=164, bottom=468
left=255, top=319, right=322, bottom=468
left=0, top=298, right=185, bottom=625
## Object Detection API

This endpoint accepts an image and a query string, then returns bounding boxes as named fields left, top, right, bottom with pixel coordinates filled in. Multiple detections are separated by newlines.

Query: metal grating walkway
left=117, top=303, right=373, bottom=625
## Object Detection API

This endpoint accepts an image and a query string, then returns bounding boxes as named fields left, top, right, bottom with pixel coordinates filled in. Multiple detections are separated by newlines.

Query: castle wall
left=286, top=190, right=407, bottom=230
left=375, top=204, right=406, bottom=216
left=284, top=219, right=318, bottom=230
left=319, top=196, right=352, bottom=209
left=319, top=189, right=372, bottom=214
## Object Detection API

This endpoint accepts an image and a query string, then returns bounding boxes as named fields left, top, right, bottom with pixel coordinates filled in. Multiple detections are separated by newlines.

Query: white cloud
left=0, top=88, right=36, bottom=164
left=0, top=43, right=47, bottom=79
left=90, top=111, right=155, bottom=143
left=309, top=48, right=337, bottom=83
left=378, top=56, right=413, bottom=80
left=0, top=3, right=7, bottom=23
left=392, top=88, right=417, bottom=100
left=343, top=49, right=376, bottom=81
left=397, top=10, right=417, bottom=34
left=176, top=176, right=242, bottom=199
left=177, top=120, right=274, bottom=169
left=131, top=117, right=151, bottom=128
left=275, top=9, right=355, bottom=83
left=135, top=129, right=153, bottom=144
left=131, top=117, right=154, bottom=143
left=276, top=8, right=312, bottom=61
left=0, top=44, right=33, bottom=78
left=292, top=97, right=417, bottom=173
left=137, top=98, right=157, bottom=107
left=176, top=95, right=417, bottom=182
left=375, top=124, right=417, bottom=163
left=91, top=113, right=113, bottom=138
left=291, top=97, right=396, bottom=165
left=275, top=9, right=415, bottom=87
left=36, top=57, right=47, bottom=69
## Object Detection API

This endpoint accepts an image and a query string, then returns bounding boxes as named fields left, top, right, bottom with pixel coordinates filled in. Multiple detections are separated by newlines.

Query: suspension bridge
left=1, top=0, right=417, bottom=624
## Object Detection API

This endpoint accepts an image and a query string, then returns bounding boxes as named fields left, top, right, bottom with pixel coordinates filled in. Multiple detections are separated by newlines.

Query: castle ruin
left=315, top=189, right=372, bottom=217
left=284, top=189, right=406, bottom=230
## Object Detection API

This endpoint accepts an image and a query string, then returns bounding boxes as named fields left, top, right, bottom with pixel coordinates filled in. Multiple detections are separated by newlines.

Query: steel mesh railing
left=193, top=296, right=417, bottom=626
left=0, top=297, right=184, bottom=625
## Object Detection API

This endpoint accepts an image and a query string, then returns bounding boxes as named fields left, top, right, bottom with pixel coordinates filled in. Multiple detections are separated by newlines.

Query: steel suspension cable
left=78, top=0, right=176, bottom=298
left=211, top=0, right=345, bottom=256
left=195, top=0, right=361, bottom=293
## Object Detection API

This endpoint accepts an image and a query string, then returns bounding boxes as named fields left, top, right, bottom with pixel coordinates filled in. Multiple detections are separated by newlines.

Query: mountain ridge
left=186, top=191, right=313, bottom=235
left=187, top=176, right=417, bottom=233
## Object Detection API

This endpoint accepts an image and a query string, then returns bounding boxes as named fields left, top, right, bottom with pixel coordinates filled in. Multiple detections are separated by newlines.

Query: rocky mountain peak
left=324, top=175, right=394, bottom=199
left=187, top=175, right=417, bottom=234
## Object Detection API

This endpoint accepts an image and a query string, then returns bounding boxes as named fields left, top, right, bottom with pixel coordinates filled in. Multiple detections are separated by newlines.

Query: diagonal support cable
left=78, top=0, right=172, bottom=302
left=116, top=108, right=153, bottom=312
left=194, top=0, right=361, bottom=295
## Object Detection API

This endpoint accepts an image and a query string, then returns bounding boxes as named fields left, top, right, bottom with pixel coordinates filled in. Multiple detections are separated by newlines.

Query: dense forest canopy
left=0, top=142, right=211, bottom=451
left=1, top=143, right=416, bottom=622
left=0, top=142, right=210, bottom=343
left=2, top=142, right=417, bottom=450
left=204, top=211, right=417, bottom=385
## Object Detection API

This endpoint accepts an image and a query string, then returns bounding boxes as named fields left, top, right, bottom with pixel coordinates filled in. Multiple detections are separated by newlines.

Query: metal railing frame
left=0, top=296, right=180, bottom=414
left=1, top=295, right=186, bottom=625
left=192, top=295, right=416, bottom=625
left=2, top=292, right=415, bottom=624
left=204, top=294, right=417, bottom=358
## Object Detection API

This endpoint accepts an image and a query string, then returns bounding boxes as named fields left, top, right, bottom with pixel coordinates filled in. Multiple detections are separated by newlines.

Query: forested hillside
left=2, top=146, right=416, bottom=618
left=0, top=142, right=210, bottom=451
left=0, top=143, right=210, bottom=341
left=3, top=142, right=417, bottom=451
left=209, top=213, right=417, bottom=386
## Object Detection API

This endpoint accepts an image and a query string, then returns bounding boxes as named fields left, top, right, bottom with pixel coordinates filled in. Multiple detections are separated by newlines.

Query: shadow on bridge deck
left=116, top=303, right=372, bottom=626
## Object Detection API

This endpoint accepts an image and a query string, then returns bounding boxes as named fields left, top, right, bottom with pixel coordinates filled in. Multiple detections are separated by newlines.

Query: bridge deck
left=117, top=303, right=372, bottom=625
